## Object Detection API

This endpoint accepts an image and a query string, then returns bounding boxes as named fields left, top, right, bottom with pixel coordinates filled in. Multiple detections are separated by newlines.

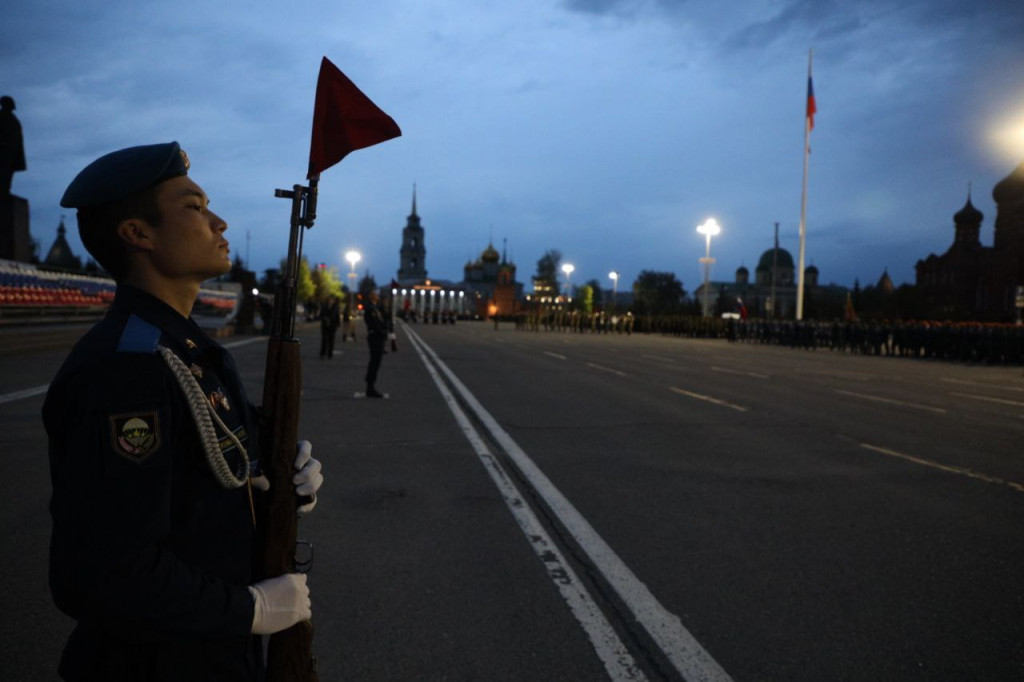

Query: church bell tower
left=397, top=184, right=427, bottom=281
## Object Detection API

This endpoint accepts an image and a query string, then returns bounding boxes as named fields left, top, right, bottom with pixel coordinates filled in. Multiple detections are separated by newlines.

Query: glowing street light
left=344, top=249, right=361, bottom=288
left=561, top=262, right=575, bottom=303
left=696, top=218, right=721, bottom=317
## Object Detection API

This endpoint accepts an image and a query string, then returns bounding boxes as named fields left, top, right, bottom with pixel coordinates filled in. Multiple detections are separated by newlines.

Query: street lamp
left=344, top=250, right=361, bottom=290
left=561, top=263, right=575, bottom=304
left=696, top=218, right=720, bottom=317
left=608, top=271, right=618, bottom=315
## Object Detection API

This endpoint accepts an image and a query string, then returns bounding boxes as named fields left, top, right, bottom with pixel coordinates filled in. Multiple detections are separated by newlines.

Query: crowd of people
left=506, top=308, right=1024, bottom=366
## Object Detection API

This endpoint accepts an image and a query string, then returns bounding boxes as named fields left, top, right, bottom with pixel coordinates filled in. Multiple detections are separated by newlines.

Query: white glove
left=293, top=440, right=323, bottom=515
left=249, top=573, right=311, bottom=635
left=248, top=440, right=323, bottom=515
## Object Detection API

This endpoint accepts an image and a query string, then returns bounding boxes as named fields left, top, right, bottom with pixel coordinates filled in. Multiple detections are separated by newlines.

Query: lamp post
left=344, top=250, right=361, bottom=291
left=608, top=271, right=618, bottom=315
left=561, top=263, right=575, bottom=308
left=696, top=218, right=720, bottom=317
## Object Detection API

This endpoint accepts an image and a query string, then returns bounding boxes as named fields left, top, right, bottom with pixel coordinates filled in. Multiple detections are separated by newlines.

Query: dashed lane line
left=947, top=391, right=1024, bottom=408
left=669, top=386, right=749, bottom=412
left=834, top=389, right=946, bottom=414
left=860, top=443, right=1024, bottom=494
left=587, top=362, right=628, bottom=377
left=710, top=366, right=769, bottom=379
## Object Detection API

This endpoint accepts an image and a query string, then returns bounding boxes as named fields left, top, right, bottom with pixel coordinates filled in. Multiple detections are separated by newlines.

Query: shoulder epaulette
left=117, top=314, right=163, bottom=353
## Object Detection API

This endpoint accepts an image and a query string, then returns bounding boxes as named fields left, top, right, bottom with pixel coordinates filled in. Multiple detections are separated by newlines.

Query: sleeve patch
left=109, top=411, right=162, bottom=461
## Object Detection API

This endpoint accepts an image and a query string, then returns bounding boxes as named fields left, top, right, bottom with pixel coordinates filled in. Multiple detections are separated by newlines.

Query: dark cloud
left=562, top=0, right=640, bottom=16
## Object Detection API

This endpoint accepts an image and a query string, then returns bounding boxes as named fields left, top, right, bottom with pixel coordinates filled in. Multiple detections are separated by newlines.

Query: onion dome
left=481, top=243, right=500, bottom=263
left=992, top=161, right=1024, bottom=205
left=954, top=196, right=983, bottom=225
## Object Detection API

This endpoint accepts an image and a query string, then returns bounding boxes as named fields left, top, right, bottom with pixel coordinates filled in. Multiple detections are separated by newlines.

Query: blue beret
left=60, top=142, right=190, bottom=209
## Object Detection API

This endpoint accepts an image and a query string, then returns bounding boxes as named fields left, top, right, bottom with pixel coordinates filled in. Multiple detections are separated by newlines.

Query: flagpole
left=796, top=48, right=812, bottom=321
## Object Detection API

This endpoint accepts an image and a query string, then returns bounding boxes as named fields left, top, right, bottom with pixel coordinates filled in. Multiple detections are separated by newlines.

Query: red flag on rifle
left=308, top=57, right=402, bottom=178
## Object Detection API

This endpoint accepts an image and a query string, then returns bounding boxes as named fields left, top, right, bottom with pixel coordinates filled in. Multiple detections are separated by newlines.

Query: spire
left=502, top=237, right=507, bottom=264
left=410, top=183, right=418, bottom=217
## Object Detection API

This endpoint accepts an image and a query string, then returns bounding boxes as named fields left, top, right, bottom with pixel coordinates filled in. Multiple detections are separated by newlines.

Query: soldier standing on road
left=319, top=294, right=341, bottom=359
left=43, top=142, right=324, bottom=681
left=364, top=288, right=388, bottom=397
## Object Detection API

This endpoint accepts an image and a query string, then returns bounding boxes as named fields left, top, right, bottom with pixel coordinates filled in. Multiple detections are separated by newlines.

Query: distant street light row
left=343, top=220, right=721, bottom=315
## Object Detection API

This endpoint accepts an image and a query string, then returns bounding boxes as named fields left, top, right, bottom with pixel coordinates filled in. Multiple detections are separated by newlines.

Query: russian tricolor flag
left=806, top=74, right=817, bottom=131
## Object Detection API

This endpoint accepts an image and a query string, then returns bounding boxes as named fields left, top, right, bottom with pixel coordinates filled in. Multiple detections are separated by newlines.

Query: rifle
left=255, top=54, right=400, bottom=680
left=257, top=175, right=320, bottom=682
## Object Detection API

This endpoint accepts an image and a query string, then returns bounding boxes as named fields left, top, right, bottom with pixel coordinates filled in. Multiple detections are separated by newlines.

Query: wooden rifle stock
left=257, top=181, right=319, bottom=681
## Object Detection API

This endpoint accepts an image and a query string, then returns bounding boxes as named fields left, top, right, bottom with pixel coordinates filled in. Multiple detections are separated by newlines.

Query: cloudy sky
left=5, top=0, right=1024, bottom=294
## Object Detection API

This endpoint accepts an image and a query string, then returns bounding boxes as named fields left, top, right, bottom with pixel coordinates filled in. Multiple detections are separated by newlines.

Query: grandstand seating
left=0, top=259, right=239, bottom=321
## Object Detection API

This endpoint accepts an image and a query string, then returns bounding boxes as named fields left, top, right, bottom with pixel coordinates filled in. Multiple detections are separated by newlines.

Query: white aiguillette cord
left=157, top=345, right=250, bottom=489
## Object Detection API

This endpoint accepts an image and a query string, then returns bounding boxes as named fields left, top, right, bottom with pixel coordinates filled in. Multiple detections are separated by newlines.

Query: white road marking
left=545, top=351, right=567, bottom=360
left=710, top=366, right=769, bottom=379
left=0, top=385, right=48, bottom=405
left=834, top=389, right=946, bottom=414
left=941, top=377, right=1024, bottom=393
left=669, top=387, right=748, bottom=412
left=406, top=326, right=734, bottom=682
left=947, top=391, right=1024, bottom=408
left=587, top=362, right=627, bottom=377
left=222, top=337, right=265, bottom=350
left=1, top=336, right=265, bottom=406
left=860, top=443, right=1024, bottom=494
left=404, top=328, right=647, bottom=681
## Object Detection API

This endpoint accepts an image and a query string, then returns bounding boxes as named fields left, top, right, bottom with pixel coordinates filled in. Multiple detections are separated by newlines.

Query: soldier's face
left=147, top=176, right=231, bottom=281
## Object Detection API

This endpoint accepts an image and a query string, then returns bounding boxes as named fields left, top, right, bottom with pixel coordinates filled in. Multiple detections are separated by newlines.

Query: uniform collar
left=111, top=284, right=214, bottom=358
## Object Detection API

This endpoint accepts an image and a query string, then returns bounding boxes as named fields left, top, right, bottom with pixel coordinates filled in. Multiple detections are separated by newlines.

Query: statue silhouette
left=0, top=96, right=27, bottom=199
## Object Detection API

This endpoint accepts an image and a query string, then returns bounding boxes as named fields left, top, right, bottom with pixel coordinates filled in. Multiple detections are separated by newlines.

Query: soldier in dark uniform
left=43, top=142, right=324, bottom=681
left=319, top=295, right=341, bottom=359
left=363, top=289, right=388, bottom=397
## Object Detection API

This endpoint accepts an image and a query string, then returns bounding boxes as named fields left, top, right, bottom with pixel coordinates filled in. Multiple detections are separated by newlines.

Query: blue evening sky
left=4, top=0, right=1024, bottom=292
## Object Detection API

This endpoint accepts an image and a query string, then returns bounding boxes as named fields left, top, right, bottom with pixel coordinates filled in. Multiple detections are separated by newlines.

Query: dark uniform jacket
left=43, top=285, right=262, bottom=681
left=364, top=301, right=388, bottom=340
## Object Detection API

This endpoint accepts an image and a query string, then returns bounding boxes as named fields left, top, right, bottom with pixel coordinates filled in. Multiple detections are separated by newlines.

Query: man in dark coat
left=44, top=142, right=324, bottom=681
left=319, top=295, right=341, bottom=358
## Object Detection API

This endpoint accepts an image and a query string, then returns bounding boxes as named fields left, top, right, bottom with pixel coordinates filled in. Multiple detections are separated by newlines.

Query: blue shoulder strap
left=117, top=314, right=162, bottom=353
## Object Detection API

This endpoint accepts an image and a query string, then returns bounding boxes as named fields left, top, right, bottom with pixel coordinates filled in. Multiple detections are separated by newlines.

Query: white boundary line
left=404, top=327, right=647, bottom=681
left=1, top=336, right=265, bottom=406
left=0, top=385, right=48, bottom=405
left=406, top=326, right=733, bottom=682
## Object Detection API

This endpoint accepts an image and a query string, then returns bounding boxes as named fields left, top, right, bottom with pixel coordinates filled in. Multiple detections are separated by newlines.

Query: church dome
left=992, top=161, right=1024, bottom=205
left=805, top=264, right=819, bottom=274
left=480, top=243, right=500, bottom=263
left=736, top=265, right=749, bottom=276
left=954, top=196, right=983, bottom=224
left=756, top=247, right=794, bottom=272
